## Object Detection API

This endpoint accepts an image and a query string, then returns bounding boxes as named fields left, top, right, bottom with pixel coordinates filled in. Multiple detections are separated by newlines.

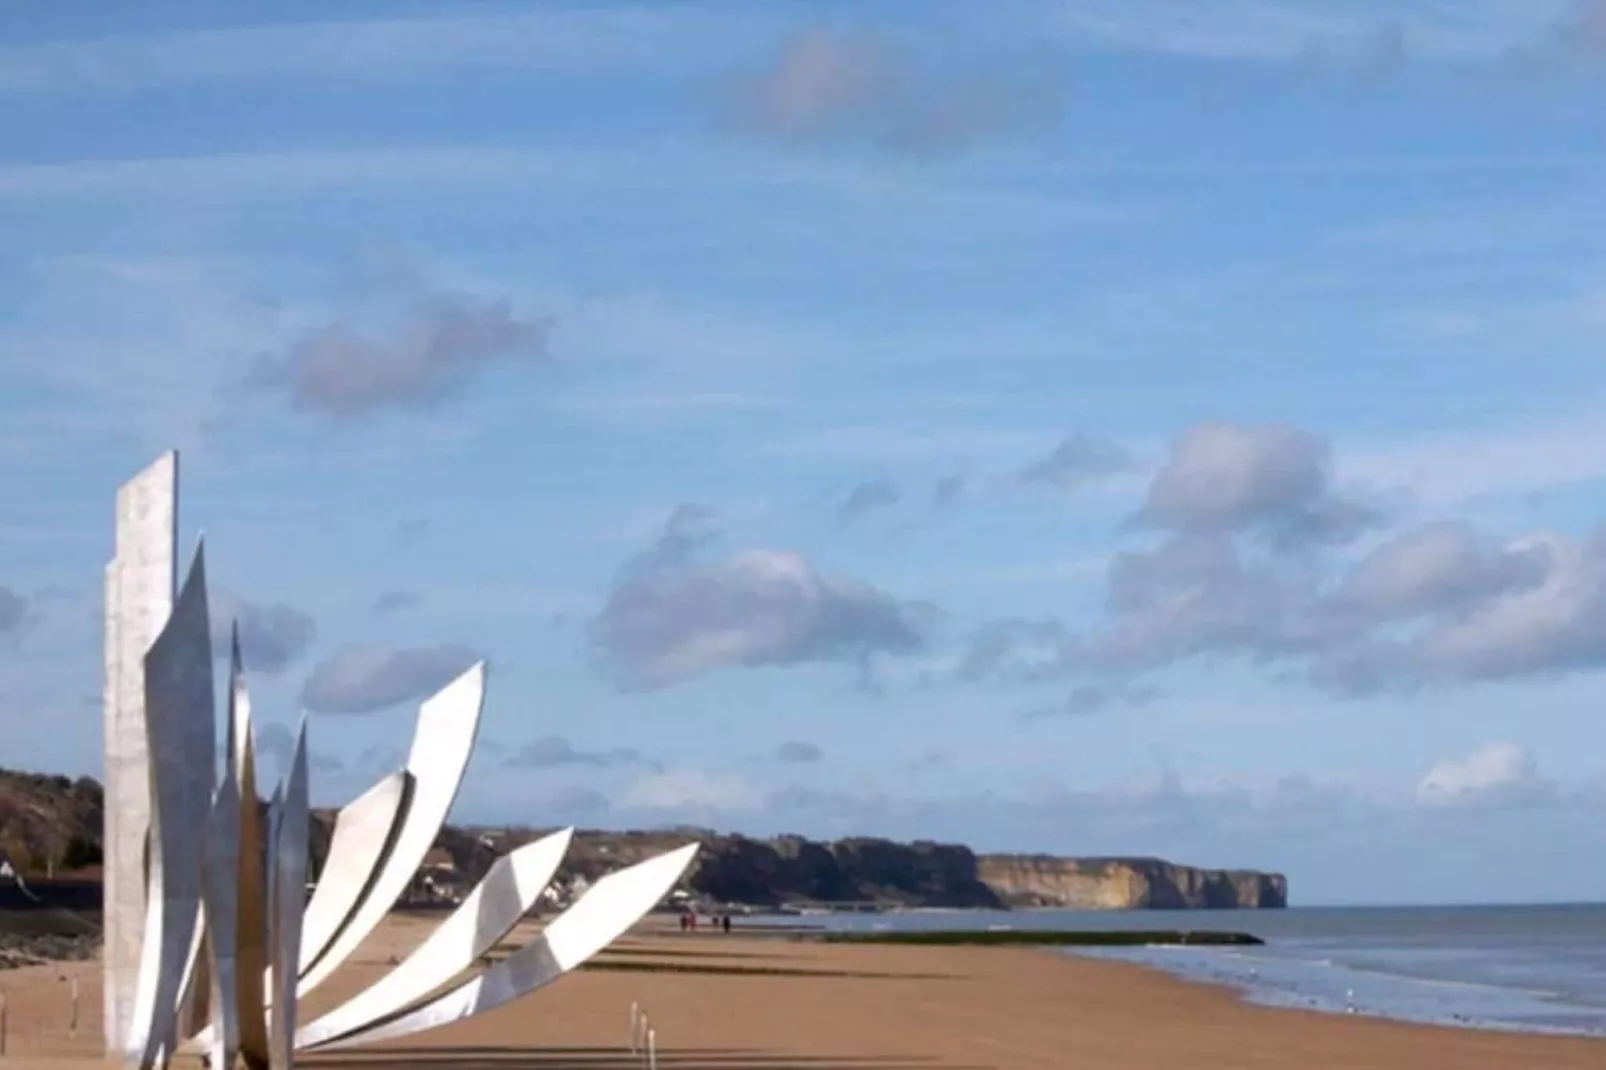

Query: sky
left=3, top=1, right=1606, bottom=906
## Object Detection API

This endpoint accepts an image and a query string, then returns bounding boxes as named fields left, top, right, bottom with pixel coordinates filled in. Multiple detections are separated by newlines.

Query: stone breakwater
left=0, top=931, right=99, bottom=970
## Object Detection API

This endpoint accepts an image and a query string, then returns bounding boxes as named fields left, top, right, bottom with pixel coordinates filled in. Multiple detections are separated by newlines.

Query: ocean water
left=747, top=904, right=1606, bottom=1036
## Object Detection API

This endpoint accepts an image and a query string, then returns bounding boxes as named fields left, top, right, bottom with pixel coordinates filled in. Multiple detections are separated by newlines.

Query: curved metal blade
left=315, top=843, right=697, bottom=1052
left=297, top=827, right=573, bottom=1049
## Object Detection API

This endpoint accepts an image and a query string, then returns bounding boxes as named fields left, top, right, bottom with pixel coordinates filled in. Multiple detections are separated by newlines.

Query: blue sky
left=4, top=0, right=1606, bottom=905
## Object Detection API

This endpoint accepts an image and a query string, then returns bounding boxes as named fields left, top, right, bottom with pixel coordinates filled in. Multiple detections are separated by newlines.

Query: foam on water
left=750, top=902, right=1606, bottom=1036
left=1072, top=941, right=1606, bottom=1037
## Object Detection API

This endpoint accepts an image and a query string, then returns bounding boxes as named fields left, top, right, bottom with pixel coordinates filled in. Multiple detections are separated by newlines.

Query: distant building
left=408, top=847, right=463, bottom=904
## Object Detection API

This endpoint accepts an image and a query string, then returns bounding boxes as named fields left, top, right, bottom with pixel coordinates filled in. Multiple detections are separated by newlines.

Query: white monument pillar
left=104, top=453, right=178, bottom=1055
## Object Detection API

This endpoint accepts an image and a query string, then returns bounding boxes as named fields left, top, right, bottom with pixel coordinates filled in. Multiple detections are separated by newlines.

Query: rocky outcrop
left=977, top=855, right=1287, bottom=910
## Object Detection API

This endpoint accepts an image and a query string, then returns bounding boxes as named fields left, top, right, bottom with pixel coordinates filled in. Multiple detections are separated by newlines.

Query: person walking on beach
left=722, top=914, right=731, bottom=934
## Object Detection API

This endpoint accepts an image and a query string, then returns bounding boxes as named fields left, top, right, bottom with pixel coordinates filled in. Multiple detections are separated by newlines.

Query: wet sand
left=1, top=915, right=1603, bottom=1069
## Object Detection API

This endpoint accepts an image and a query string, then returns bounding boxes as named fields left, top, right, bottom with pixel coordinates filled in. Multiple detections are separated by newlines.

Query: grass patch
left=814, top=929, right=1264, bottom=947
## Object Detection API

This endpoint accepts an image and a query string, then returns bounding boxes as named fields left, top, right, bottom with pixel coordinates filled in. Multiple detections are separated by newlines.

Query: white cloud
left=590, top=507, right=931, bottom=689
left=1416, top=742, right=1550, bottom=807
left=1139, top=422, right=1378, bottom=543
left=1414, top=532, right=1606, bottom=679
left=1335, top=521, right=1549, bottom=618
left=620, top=769, right=760, bottom=811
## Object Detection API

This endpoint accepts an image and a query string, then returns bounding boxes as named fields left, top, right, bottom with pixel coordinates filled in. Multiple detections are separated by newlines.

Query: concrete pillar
left=103, top=453, right=178, bottom=1055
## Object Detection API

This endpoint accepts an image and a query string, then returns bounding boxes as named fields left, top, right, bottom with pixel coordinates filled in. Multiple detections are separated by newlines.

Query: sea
left=744, top=904, right=1606, bottom=1037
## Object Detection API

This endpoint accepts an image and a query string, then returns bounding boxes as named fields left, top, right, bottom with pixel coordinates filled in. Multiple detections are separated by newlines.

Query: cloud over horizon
left=1416, top=741, right=1553, bottom=809
left=838, top=478, right=901, bottom=524
left=0, top=587, right=29, bottom=636
left=1137, top=422, right=1380, bottom=545
left=589, top=504, right=933, bottom=689
left=1020, top=432, right=1132, bottom=491
left=953, top=420, right=1606, bottom=698
left=774, top=739, right=825, bottom=763
left=504, top=735, right=644, bottom=770
left=299, top=643, right=482, bottom=714
left=210, top=589, right=318, bottom=675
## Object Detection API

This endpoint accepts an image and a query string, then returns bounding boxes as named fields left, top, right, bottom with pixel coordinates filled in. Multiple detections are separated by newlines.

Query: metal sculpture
left=268, top=721, right=309, bottom=1070
left=103, top=452, right=699, bottom=1068
left=295, top=771, right=409, bottom=975
left=316, top=843, right=700, bottom=1052
left=126, top=544, right=215, bottom=1068
left=225, top=634, right=270, bottom=1068
left=293, top=665, right=486, bottom=1001
left=295, top=827, right=573, bottom=1050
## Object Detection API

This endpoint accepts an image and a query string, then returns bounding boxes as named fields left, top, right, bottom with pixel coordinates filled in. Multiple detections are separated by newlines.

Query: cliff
left=462, top=829, right=1286, bottom=912
left=683, top=833, right=1001, bottom=908
left=978, top=854, right=1287, bottom=910
left=0, top=770, right=104, bottom=873
left=0, top=768, right=1287, bottom=912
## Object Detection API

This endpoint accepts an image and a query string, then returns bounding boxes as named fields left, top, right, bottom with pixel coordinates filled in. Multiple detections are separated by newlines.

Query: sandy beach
left=1, top=915, right=1602, bottom=1070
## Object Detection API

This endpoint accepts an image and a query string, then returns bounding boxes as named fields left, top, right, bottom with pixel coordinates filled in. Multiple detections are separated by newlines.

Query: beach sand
left=1, top=915, right=1602, bottom=1069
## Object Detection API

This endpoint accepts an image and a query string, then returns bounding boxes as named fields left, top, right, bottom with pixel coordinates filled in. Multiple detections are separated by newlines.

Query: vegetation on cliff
left=464, top=828, right=1287, bottom=911
left=0, top=769, right=105, bottom=873
left=0, top=769, right=1287, bottom=911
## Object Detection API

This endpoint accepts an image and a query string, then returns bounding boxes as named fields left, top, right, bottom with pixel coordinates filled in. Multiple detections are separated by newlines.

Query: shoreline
left=1032, top=943, right=1606, bottom=1054
left=742, top=901, right=1606, bottom=1040
left=783, top=914, right=1606, bottom=1042
left=0, top=919, right=1603, bottom=1068
left=1066, top=943, right=1606, bottom=1041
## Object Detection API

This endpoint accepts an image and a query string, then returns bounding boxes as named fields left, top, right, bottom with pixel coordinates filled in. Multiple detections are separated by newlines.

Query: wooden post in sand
left=70, top=977, right=79, bottom=1037
left=647, top=1027, right=657, bottom=1070
left=1, top=992, right=7, bottom=1055
left=630, top=1002, right=639, bottom=1053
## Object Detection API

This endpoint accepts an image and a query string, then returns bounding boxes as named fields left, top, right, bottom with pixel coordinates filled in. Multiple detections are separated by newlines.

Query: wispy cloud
left=0, top=148, right=596, bottom=200
left=504, top=736, right=644, bottom=770
left=1341, top=407, right=1606, bottom=508
left=1019, top=432, right=1133, bottom=492
left=724, top=26, right=1068, bottom=156
left=0, top=7, right=764, bottom=95
left=1047, top=0, right=1556, bottom=62
left=838, top=478, right=901, bottom=524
